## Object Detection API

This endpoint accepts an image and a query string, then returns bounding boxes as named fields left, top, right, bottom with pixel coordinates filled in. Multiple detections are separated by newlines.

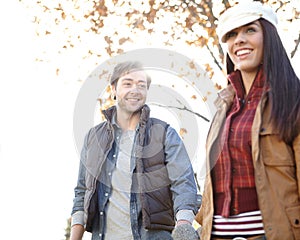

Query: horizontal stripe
left=213, top=223, right=263, bottom=230
left=213, top=226, right=264, bottom=232
left=212, top=211, right=264, bottom=236
left=213, top=216, right=262, bottom=223
left=214, top=210, right=261, bottom=218
left=211, top=230, right=265, bottom=236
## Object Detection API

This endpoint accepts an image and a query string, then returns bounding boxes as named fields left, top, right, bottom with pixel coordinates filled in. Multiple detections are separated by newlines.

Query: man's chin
left=126, top=105, right=144, bottom=114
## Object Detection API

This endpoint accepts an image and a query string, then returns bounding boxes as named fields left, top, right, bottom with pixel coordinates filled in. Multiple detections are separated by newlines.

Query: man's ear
left=110, top=84, right=116, bottom=100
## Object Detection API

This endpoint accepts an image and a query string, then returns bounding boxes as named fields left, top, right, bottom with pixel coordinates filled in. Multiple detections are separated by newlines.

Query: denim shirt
left=96, top=156, right=144, bottom=240
left=95, top=119, right=176, bottom=240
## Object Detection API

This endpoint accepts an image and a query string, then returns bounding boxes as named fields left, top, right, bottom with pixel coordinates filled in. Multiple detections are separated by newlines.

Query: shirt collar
left=228, top=65, right=266, bottom=99
left=111, top=112, right=140, bottom=132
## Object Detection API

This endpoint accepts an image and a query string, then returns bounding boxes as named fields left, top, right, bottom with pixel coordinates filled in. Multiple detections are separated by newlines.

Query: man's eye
left=138, top=84, right=146, bottom=88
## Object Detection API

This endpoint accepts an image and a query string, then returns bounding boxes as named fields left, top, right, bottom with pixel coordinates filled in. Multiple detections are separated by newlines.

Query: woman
left=195, top=1, right=300, bottom=240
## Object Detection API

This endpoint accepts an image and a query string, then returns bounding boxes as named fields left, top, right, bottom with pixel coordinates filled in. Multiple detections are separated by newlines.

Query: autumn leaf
left=133, top=18, right=145, bottom=30
left=95, top=1, right=108, bottom=17
left=98, top=70, right=109, bottom=80
left=61, top=11, right=66, bottom=20
left=189, top=61, right=196, bottom=69
left=104, top=36, right=113, bottom=45
left=119, top=37, right=130, bottom=45
left=215, top=83, right=222, bottom=90
left=145, top=8, right=158, bottom=23
left=105, top=46, right=113, bottom=56
left=179, top=128, right=187, bottom=138
left=116, top=49, right=124, bottom=54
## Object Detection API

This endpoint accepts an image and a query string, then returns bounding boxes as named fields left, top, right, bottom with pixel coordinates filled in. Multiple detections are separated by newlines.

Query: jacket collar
left=215, top=66, right=267, bottom=108
left=228, top=66, right=266, bottom=98
left=101, top=104, right=151, bottom=127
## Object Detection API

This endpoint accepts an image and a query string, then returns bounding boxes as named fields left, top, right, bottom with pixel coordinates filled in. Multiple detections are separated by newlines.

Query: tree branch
left=151, top=101, right=210, bottom=122
left=206, top=44, right=223, bottom=72
left=291, top=33, right=300, bottom=58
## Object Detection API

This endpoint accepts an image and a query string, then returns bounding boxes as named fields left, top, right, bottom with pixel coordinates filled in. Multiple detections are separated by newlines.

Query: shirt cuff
left=176, top=210, right=195, bottom=224
left=71, top=211, right=85, bottom=227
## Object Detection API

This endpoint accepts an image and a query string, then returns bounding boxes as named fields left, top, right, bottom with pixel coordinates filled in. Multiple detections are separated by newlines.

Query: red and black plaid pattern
left=212, top=68, right=266, bottom=217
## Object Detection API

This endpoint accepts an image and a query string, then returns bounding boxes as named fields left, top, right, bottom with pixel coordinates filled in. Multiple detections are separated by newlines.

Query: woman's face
left=225, top=20, right=264, bottom=75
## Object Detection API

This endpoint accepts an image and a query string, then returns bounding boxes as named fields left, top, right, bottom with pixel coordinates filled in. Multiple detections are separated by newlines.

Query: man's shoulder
left=86, top=121, right=110, bottom=138
left=146, top=118, right=171, bottom=143
left=148, top=117, right=169, bottom=128
left=94, top=120, right=108, bottom=129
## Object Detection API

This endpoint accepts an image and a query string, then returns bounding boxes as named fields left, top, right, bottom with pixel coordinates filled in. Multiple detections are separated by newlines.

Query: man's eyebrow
left=121, top=78, right=133, bottom=81
left=121, top=78, right=146, bottom=82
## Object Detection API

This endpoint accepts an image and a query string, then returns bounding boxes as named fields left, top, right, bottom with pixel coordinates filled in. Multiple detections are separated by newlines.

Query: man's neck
left=116, top=111, right=140, bottom=131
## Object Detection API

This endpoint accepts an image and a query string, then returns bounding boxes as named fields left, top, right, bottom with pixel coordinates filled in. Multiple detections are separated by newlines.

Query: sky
left=0, top=2, right=80, bottom=239
left=0, top=1, right=299, bottom=239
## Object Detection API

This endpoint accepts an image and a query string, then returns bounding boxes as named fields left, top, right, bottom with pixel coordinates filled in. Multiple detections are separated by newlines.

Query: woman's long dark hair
left=226, top=19, right=300, bottom=143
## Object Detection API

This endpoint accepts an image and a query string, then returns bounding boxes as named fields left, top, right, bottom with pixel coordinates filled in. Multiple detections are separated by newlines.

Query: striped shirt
left=212, top=210, right=265, bottom=236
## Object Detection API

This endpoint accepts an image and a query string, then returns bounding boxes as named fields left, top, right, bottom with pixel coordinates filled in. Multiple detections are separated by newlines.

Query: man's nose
left=132, top=83, right=139, bottom=90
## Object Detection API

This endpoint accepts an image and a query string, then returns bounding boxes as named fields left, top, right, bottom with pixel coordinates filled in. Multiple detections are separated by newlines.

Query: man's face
left=112, top=70, right=148, bottom=116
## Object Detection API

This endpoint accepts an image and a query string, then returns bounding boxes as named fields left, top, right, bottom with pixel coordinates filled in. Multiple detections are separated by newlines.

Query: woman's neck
left=240, top=70, right=259, bottom=95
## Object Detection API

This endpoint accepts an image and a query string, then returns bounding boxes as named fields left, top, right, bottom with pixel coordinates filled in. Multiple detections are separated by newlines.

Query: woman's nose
left=234, top=31, right=246, bottom=45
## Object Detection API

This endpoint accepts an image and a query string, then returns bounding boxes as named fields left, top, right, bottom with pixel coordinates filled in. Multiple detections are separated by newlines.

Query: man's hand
left=172, top=222, right=200, bottom=240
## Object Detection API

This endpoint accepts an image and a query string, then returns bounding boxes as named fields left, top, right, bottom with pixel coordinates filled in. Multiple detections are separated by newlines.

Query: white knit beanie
left=217, top=1, right=278, bottom=43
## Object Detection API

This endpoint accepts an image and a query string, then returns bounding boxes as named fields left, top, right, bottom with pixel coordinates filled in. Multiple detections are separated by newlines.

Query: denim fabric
left=94, top=137, right=174, bottom=240
left=92, top=128, right=197, bottom=240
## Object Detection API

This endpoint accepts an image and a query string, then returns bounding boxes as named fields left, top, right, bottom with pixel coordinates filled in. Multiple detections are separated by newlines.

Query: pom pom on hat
left=217, top=1, right=278, bottom=43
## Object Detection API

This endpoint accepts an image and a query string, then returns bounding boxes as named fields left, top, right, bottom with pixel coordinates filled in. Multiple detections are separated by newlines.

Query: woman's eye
left=247, top=27, right=256, bottom=33
left=226, top=31, right=236, bottom=40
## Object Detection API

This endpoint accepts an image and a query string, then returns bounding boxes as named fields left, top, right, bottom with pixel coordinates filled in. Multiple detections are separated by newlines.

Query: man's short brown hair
left=110, top=61, right=151, bottom=88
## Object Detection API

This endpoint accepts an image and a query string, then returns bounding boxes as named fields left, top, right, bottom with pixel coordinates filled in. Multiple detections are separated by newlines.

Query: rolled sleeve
left=176, top=209, right=195, bottom=224
left=71, top=211, right=85, bottom=227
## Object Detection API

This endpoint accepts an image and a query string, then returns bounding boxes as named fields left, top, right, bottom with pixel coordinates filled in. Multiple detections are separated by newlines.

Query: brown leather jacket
left=195, top=85, right=300, bottom=240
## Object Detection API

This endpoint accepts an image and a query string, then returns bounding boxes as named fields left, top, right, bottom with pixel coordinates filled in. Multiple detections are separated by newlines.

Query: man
left=70, top=61, right=198, bottom=240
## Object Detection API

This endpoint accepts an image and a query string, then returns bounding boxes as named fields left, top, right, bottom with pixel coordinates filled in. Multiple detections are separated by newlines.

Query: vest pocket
left=286, top=205, right=300, bottom=239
